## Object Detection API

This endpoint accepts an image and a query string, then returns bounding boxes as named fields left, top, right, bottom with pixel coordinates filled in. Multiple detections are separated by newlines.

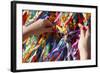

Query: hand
left=23, top=19, right=53, bottom=40
left=78, top=23, right=91, bottom=60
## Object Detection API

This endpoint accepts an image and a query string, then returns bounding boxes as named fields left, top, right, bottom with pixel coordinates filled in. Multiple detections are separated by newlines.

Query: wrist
left=79, top=48, right=89, bottom=60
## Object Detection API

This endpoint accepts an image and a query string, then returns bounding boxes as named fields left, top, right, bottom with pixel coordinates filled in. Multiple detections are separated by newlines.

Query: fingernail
left=82, top=26, right=87, bottom=31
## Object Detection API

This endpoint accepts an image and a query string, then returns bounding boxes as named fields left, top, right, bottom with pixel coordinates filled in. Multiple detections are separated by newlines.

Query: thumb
left=78, top=23, right=85, bottom=37
left=43, top=19, right=53, bottom=27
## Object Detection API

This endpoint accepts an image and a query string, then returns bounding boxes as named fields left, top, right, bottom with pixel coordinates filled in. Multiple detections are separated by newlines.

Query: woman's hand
left=78, top=23, right=91, bottom=60
left=23, top=19, right=53, bottom=40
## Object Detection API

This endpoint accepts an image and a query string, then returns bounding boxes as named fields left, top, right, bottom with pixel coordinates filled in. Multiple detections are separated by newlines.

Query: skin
left=23, top=19, right=53, bottom=40
left=78, top=23, right=91, bottom=60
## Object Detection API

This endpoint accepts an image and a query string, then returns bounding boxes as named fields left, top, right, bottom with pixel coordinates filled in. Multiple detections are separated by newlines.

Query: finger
left=78, top=23, right=85, bottom=37
left=85, top=26, right=90, bottom=39
left=44, top=27, right=53, bottom=32
left=43, top=19, right=53, bottom=27
left=36, top=27, right=53, bottom=35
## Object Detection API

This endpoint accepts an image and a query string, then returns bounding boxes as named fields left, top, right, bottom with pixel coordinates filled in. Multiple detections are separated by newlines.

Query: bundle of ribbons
left=22, top=10, right=91, bottom=63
